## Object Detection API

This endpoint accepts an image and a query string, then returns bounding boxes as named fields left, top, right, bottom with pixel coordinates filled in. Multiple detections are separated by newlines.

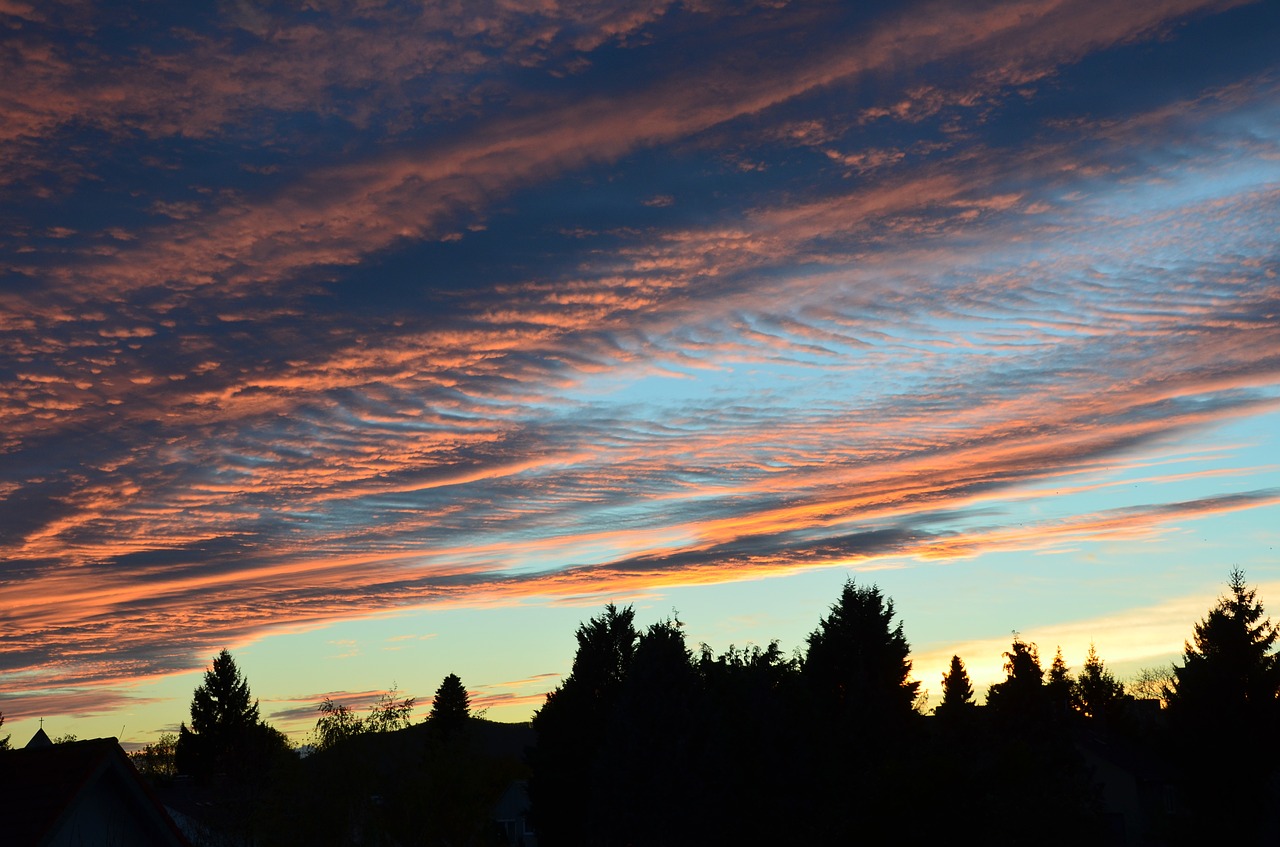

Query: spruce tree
left=530, top=604, right=640, bottom=844
left=176, top=649, right=263, bottom=777
left=985, top=636, right=1044, bottom=721
left=1166, top=570, right=1280, bottom=838
left=427, top=673, right=470, bottom=733
left=803, top=578, right=918, bottom=722
left=936, top=654, right=975, bottom=718
left=1045, top=646, right=1076, bottom=717
left=1075, top=643, right=1123, bottom=720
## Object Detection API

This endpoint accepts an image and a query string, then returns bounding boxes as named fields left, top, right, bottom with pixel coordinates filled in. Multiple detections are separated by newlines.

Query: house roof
left=0, top=736, right=190, bottom=847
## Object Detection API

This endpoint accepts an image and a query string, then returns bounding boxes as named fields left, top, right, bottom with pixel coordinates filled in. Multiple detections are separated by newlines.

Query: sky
left=2, top=0, right=1279, bottom=749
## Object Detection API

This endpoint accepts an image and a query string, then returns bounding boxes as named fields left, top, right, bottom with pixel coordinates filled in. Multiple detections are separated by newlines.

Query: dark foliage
left=803, top=578, right=919, bottom=724
left=935, top=654, right=976, bottom=719
left=426, top=673, right=470, bottom=738
left=529, top=603, right=640, bottom=845
left=1046, top=646, right=1076, bottom=717
left=176, top=648, right=272, bottom=779
left=173, top=649, right=293, bottom=842
left=1075, top=643, right=1125, bottom=721
left=1165, top=569, right=1280, bottom=840
left=125, top=569, right=1280, bottom=846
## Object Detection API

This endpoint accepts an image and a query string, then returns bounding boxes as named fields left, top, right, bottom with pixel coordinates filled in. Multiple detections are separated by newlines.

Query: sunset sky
left=2, top=0, right=1279, bottom=749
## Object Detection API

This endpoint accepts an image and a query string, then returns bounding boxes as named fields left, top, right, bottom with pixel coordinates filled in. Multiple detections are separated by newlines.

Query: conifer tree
left=1075, top=643, right=1123, bottom=720
left=985, top=636, right=1044, bottom=722
left=176, top=649, right=264, bottom=777
left=427, top=673, right=470, bottom=733
left=1167, top=569, right=1280, bottom=714
left=1045, top=646, right=1076, bottom=716
left=803, top=578, right=918, bottom=722
left=530, top=604, right=640, bottom=844
left=936, top=654, right=975, bottom=718
left=1166, top=570, right=1280, bottom=838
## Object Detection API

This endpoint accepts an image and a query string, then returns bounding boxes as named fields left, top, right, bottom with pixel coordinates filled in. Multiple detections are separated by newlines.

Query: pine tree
left=1166, top=570, right=1280, bottom=837
left=936, top=654, right=975, bottom=718
left=1168, top=569, right=1279, bottom=713
left=191, top=649, right=260, bottom=736
left=427, top=673, right=470, bottom=733
left=176, top=649, right=264, bottom=777
left=803, top=578, right=918, bottom=722
left=1045, top=646, right=1076, bottom=716
left=1075, top=643, right=1123, bottom=720
left=530, top=604, right=640, bottom=844
left=985, top=636, right=1044, bottom=722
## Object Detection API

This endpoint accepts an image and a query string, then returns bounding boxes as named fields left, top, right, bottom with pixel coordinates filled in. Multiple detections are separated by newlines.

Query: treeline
left=528, top=571, right=1280, bottom=845
left=19, top=568, right=1277, bottom=845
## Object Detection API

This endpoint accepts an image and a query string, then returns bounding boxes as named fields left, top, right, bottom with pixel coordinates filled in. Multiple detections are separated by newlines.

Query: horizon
left=2, top=0, right=1278, bottom=749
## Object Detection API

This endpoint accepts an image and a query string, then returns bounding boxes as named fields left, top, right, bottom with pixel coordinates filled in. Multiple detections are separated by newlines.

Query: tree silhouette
left=427, top=673, right=470, bottom=735
left=1168, top=569, right=1279, bottom=714
left=697, top=641, right=804, bottom=843
left=177, top=648, right=263, bottom=777
left=803, top=578, right=918, bottom=722
left=174, top=649, right=292, bottom=843
left=1045, top=646, right=1076, bottom=717
left=985, top=636, right=1044, bottom=722
left=529, top=603, right=639, bottom=844
left=936, top=654, right=976, bottom=718
left=367, top=685, right=415, bottom=733
left=608, top=617, right=706, bottom=844
left=1166, top=570, right=1280, bottom=839
left=312, top=698, right=365, bottom=751
left=130, top=733, right=178, bottom=780
left=0, top=709, right=9, bottom=751
left=1075, top=643, right=1123, bottom=720
left=802, top=579, right=919, bottom=841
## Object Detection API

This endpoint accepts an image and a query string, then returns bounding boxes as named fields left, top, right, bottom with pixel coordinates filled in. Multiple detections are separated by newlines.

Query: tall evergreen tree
left=427, top=673, right=470, bottom=735
left=802, top=579, right=919, bottom=841
left=1045, top=646, right=1076, bottom=717
left=936, top=654, right=976, bottom=718
left=1168, top=569, right=1280, bottom=713
left=176, top=648, right=264, bottom=777
left=985, top=636, right=1044, bottom=722
left=803, top=578, right=918, bottom=722
left=529, top=604, right=640, bottom=845
left=1166, top=570, right=1280, bottom=839
left=1075, top=643, right=1123, bottom=720
left=174, top=649, right=291, bottom=842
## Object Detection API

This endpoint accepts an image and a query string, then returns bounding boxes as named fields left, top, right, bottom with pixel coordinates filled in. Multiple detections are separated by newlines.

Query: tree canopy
left=1167, top=569, right=1280, bottom=715
left=985, top=636, right=1045, bottom=721
left=936, top=654, right=975, bottom=718
left=176, top=649, right=285, bottom=780
left=1165, top=570, right=1280, bottom=838
left=803, top=578, right=918, bottom=722
left=427, top=673, right=470, bottom=736
left=1075, top=643, right=1124, bottom=720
